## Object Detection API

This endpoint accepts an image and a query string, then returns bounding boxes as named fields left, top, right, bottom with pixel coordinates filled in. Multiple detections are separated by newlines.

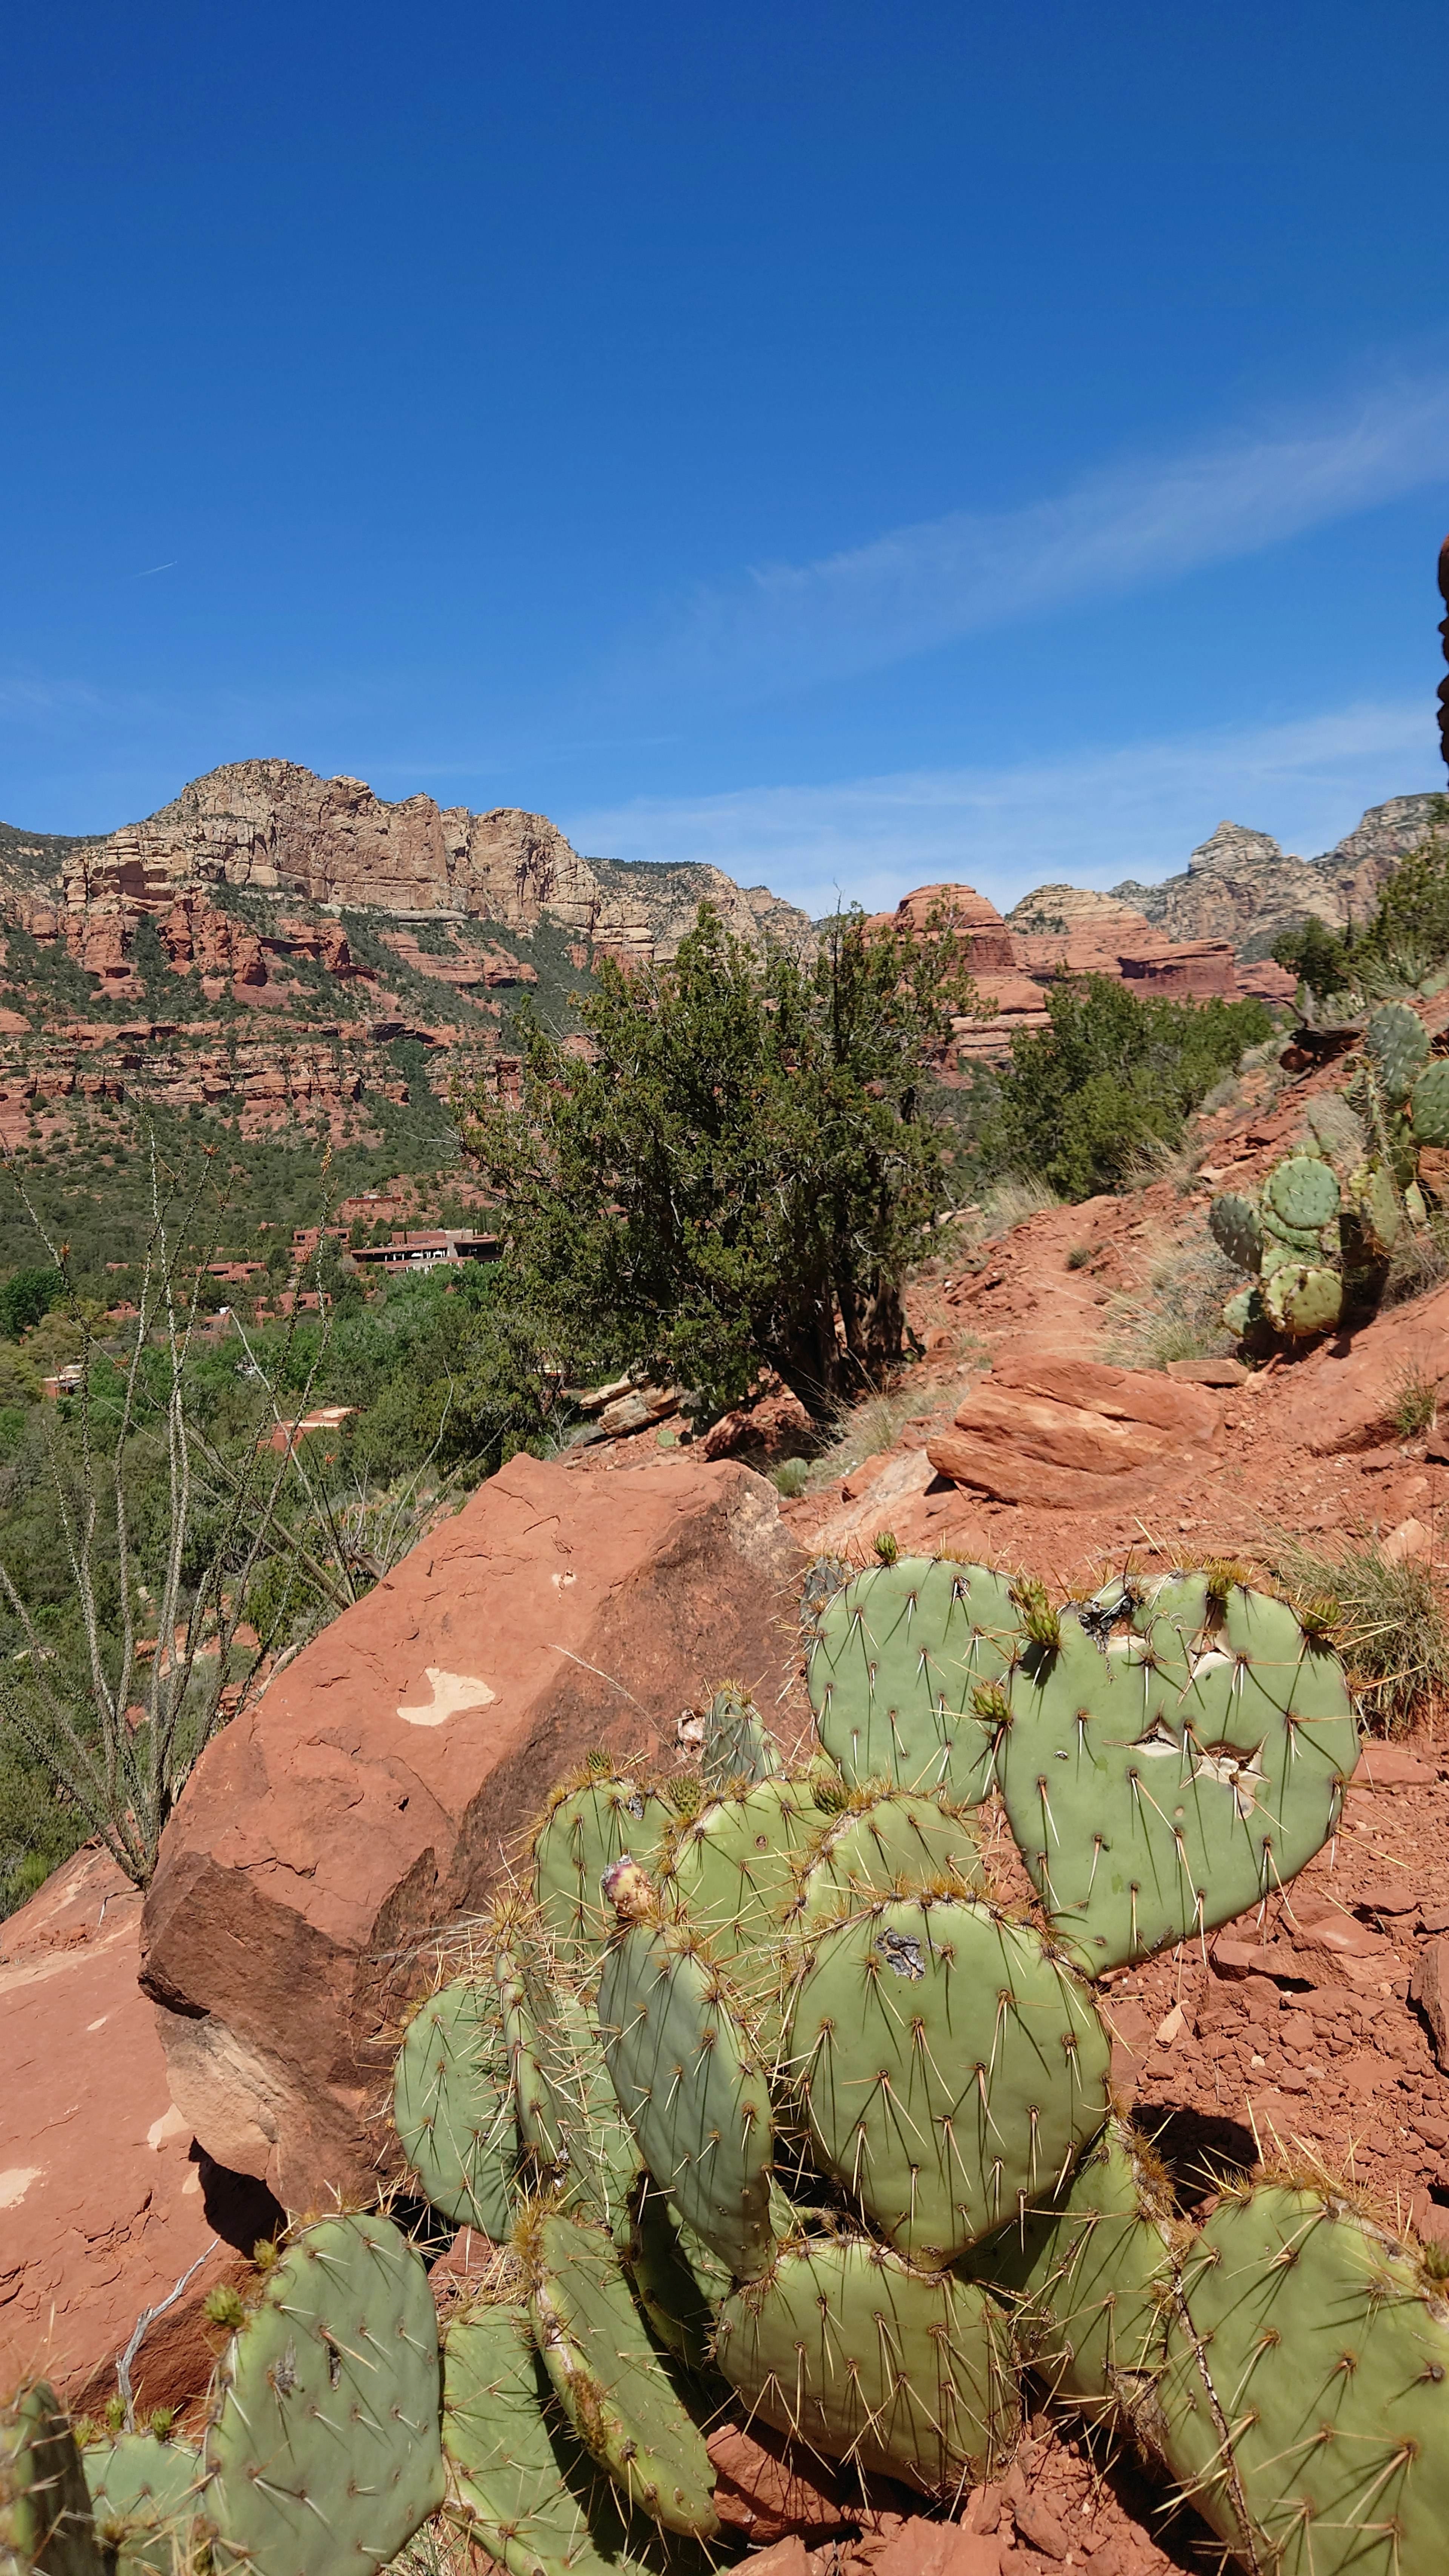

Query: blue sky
left=3, top=0, right=1446, bottom=915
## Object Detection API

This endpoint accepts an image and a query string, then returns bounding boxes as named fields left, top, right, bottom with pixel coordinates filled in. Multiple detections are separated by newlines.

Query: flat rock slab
left=142, top=1450, right=802, bottom=2210
left=927, top=1354, right=1217, bottom=1507
left=1274, top=1281, right=1449, bottom=1455
left=0, top=1846, right=261, bottom=2413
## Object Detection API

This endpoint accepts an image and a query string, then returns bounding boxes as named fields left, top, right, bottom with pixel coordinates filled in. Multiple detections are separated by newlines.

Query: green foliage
left=1271, top=912, right=1354, bottom=1005
left=0, top=1269, right=63, bottom=1341
left=459, top=902, right=979, bottom=1419
left=979, top=977, right=1274, bottom=1201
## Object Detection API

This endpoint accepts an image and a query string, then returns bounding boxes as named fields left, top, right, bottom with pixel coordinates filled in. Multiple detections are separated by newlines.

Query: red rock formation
left=140, top=1450, right=804, bottom=2208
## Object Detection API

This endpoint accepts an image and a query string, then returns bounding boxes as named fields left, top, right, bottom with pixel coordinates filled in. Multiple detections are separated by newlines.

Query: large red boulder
left=0, top=1845, right=271, bottom=2413
left=141, top=1451, right=803, bottom=2211
left=927, top=1352, right=1218, bottom=1507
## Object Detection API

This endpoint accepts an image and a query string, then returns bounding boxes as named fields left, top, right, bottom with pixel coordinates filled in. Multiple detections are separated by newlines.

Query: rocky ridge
left=1109, top=794, right=1446, bottom=959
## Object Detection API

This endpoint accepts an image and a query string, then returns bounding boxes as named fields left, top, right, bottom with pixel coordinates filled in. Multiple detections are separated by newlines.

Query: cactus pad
left=807, top=1557, right=1019, bottom=1805
left=660, top=1779, right=821, bottom=1981
left=787, top=1786, right=986, bottom=1930
left=522, top=2210, right=718, bottom=2537
left=597, top=1919, right=775, bottom=2280
left=1343, top=1160, right=1400, bottom=1258
left=1410, top=1057, right=1449, bottom=1147
left=1364, top=1000, right=1430, bottom=1101
left=393, top=1977, right=517, bottom=2236
left=966, top=2121, right=1173, bottom=2428
left=700, top=1686, right=782, bottom=1793
left=534, top=1775, right=673, bottom=1968
left=1220, top=1283, right=1265, bottom=1338
left=204, top=2213, right=444, bottom=2576
left=1208, top=1193, right=1263, bottom=1275
left=82, top=2436, right=200, bottom=2576
left=1263, top=1155, right=1340, bottom=1234
left=998, top=1579, right=1357, bottom=1972
left=1160, top=2186, right=1449, bottom=2574
left=621, top=2182, right=726, bottom=2373
left=784, top=1892, right=1111, bottom=2263
left=1262, top=1261, right=1342, bottom=1337
left=715, top=2235, right=1019, bottom=2497
left=0, top=2386, right=103, bottom=2576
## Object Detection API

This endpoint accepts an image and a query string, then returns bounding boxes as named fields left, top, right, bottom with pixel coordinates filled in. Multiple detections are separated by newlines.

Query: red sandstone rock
left=872, top=2518, right=1002, bottom=2576
left=1274, top=1284, right=1449, bottom=1454
left=141, top=1452, right=803, bottom=2209
left=1353, top=1743, right=1437, bottom=1786
left=1411, top=1939, right=1449, bottom=2068
left=928, top=1356, right=1215, bottom=1507
left=0, top=1846, right=262, bottom=2414
left=706, top=2424, right=855, bottom=2544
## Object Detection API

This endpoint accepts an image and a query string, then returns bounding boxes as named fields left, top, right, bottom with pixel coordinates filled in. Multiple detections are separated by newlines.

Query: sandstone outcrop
left=0, top=1845, right=272, bottom=2413
left=926, top=1351, right=1218, bottom=1507
left=1112, top=798, right=1447, bottom=958
left=140, top=1450, right=804, bottom=2210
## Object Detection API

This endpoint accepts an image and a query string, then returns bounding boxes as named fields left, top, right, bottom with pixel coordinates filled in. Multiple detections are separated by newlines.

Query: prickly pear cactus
left=392, top=1976, right=517, bottom=2237
left=966, top=2120, right=1174, bottom=2431
left=1262, top=1154, right=1340, bottom=1235
left=81, top=2436, right=200, bottom=2576
left=442, top=2299, right=685, bottom=2576
left=1208, top=1192, right=1264, bottom=1274
left=520, top=2209, right=718, bottom=2538
left=533, top=1768, right=674, bottom=1968
left=998, top=1572, right=1357, bottom=1973
left=783, top=1891, right=1111, bottom=2263
left=1342, top=1160, right=1400, bottom=1260
left=203, top=2213, right=444, bottom=2576
left=0, top=2386, right=102, bottom=2576
left=1410, top=1056, right=1449, bottom=1147
left=715, top=2235, right=1019, bottom=2497
left=1262, top=1260, right=1342, bottom=1336
left=660, top=1778, right=821, bottom=1981
left=597, top=1918, right=775, bottom=2281
left=1364, top=1000, right=1430, bottom=1101
left=699, top=1685, right=781, bottom=1793
left=1159, top=2185, right=1449, bottom=2574
left=786, top=1784, right=986, bottom=1930
left=807, top=1557, right=1019, bottom=1805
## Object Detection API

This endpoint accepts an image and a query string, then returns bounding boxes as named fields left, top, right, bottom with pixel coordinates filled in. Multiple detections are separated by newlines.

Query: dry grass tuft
left=1101, top=1223, right=1241, bottom=1373
left=1272, top=1532, right=1449, bottom=1737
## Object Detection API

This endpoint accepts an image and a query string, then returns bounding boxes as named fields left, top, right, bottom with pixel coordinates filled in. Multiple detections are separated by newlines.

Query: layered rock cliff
left=1110, top=795, right=1446, bottom=960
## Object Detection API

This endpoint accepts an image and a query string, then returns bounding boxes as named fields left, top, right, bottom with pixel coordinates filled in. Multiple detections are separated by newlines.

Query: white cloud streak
left=632, top=371, right=1449, bottom=699
left=564, top=698, right=1440, bottom=918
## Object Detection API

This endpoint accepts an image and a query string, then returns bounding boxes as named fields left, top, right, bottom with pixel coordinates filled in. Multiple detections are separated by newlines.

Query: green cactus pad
left=1220, top=1284, right=1265, bottom=1338
left=787, top=1786, right=986, bottom=1931
left=82, top=2436, right=201, bottom=2576
left=1263, top=1155, right=1340, bottom=1233
left=597, top=1919, right=775, bottom=2280
left=965, top=2121, right=1173, bottom=2427
left=442, top=2301, right=696, bottom=2576
left=715, top=2235, right=1019, bottom=2498
left=393, top=1977, right=517, bottom=2236
left=807, top=1557, right=1019, bottom=1806
left=700, top=1686, right=782, bottom=1793
left=998, top=1582, right=1357, bottom=1973
left=522, top=2210, right=718, bottom=2538
left=1207, top=1193, right=1264, bottom=1275
left=1343, top=1160, right=1400, bottom=1258
left=660, top=1779, right=822, bottom=1984
left=0, top=2385, right=103, bottom=2576
left=1263, top=1261, right=1342, bottom=1337
left=203, top=2213, right=444, bottom=2576
left=621, top=2181, right=726, bottom=2374
left=494, top=1940, right=641, bottom=2225
left=1410, top=1057, right=1449, bottom=1147
left=1406, top=1177, right=1429, bottom=1226
left=1364, top=1000, right=1430, bottom=1100
left=533, top=1775, right=674, bottom=1968
left=1160, top=2186, right=1449, bottom=2574
left=784, top=1892, right=1111, bottom=2264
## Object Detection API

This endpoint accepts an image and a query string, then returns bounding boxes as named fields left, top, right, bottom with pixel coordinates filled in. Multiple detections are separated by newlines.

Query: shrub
left=0, top=1265, right=63, bottom=1340
left=1274, top=1534, right=1449, bottom=1736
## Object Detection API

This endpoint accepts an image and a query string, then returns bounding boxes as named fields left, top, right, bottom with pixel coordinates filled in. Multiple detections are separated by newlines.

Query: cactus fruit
left=783, top=1893, right=1111, bottom=2264
left=597, top=1919, right=775, bottom=2281
left=699, top=1685, right=782, bottom=1793
left=533, top=1773, right=673, bottom=1968
left=966, top=2121, right=1173, bottom=2430
left=786, top=1786, right=986, bottom=1930
left=1364, top=999, right=1430, bottom=1100
left=520, top=2210, right=718, bottom=2538
left=0, top=2385, right=103, bottom=2576
left=1262, top=1261, right=1343, bottom=1337
left=1208, top=1193, right=1264, bottom=1275
left=660, top=1779, right=821, bottom=1981
left=442, top=2299, right=684, bottom=2576
left=204, top=2213, right=444, bottom=2576
left=714, top=2235, right=1019, bottom=2498
left=1409, top=1056, right=1449, bottom=1147
left=1263, top=1155, right=1340, bottom=1234
left=998, top=1576, right=1357, bottom=1972
left=807, top=1558, right=1019, bottom=1806
left=392, top=1978, right=517, bottom=2237
left=81, top=2436, right=200, bottom=2576
left=1158, top=2185, right=1449, bottom=2574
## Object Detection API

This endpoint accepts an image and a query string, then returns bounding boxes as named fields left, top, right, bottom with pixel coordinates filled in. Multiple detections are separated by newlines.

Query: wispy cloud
left=565, top=697, right=1439, bottom=918
left=626, top=370, right=1449, bottom=702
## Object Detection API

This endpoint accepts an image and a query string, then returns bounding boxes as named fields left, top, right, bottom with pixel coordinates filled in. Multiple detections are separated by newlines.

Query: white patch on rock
left=397, top=1667, right=497, bottom=1726
left=0, top=2166, right=41, bottom=2209
left=146, top=2104, right=188, bottom=2150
